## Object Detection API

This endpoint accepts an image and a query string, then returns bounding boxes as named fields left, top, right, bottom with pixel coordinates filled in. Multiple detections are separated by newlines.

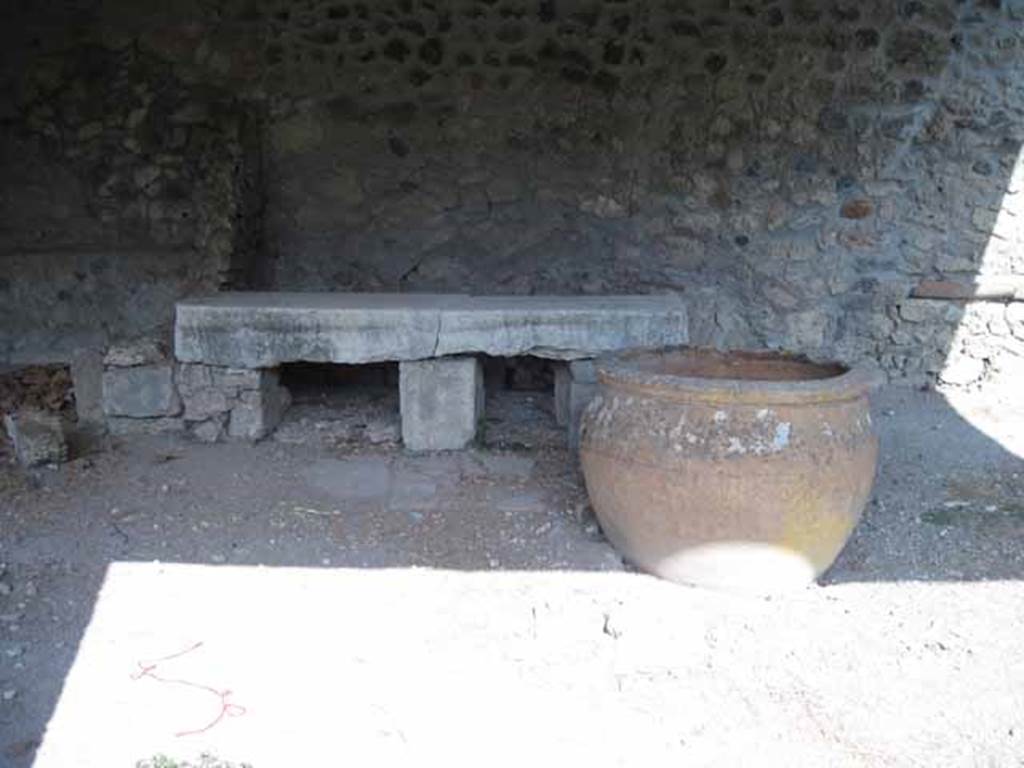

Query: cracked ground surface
left=1, top=385, right=1023, bottom=767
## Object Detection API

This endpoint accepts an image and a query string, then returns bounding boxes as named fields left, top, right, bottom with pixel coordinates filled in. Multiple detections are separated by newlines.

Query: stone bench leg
left=178, top=364, right=290, bottom=442
left=555, top=360, right=598, bottom=453
left=400, top=356, right=483, bottom=451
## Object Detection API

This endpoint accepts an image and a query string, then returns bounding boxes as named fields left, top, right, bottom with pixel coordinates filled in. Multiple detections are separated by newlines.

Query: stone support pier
left=399, top=356, right=484, bottom=451
left=555, top=360, right=600, bottom=453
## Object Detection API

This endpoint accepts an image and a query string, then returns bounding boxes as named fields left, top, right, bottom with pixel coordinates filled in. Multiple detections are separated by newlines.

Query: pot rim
left=594, top=346, right=884, bottom=406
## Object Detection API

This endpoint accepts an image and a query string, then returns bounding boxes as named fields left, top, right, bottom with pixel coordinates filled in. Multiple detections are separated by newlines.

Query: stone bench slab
left=175, top=292, right=688, bottom=367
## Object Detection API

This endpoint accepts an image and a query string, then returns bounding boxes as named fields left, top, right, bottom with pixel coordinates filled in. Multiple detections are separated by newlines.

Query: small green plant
left=137, top=755, right=252, bottom=768
left=138, top=757, right=180, bottom=768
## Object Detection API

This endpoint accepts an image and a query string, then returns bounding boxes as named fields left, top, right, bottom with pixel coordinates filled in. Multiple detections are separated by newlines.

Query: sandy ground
left=1, top=385, right=1023, bottom=767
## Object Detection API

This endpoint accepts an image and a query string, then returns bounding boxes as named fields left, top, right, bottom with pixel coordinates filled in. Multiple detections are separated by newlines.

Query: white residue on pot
left=772, top=422, right=791, bottom=450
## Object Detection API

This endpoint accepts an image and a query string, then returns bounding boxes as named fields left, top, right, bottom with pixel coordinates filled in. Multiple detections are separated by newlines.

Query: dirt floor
left=1, top=384, right=1023, bottom=767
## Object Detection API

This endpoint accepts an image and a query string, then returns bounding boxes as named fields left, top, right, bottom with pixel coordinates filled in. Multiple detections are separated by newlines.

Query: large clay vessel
left=579, top=348, right=882, bottom=592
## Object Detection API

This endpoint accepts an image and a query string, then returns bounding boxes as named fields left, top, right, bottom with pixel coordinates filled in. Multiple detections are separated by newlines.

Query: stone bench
left=173, top=292, right=688, bottom=450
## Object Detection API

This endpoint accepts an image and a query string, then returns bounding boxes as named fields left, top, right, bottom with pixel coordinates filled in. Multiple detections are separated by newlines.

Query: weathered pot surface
left=579, top=347, right=882, bottom=593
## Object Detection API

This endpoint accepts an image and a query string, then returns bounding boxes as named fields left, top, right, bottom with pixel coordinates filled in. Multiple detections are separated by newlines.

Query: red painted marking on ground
left=131, top=641, right=247, bottom=737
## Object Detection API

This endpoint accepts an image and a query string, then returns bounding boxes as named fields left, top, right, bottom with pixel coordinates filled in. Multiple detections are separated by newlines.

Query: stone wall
left=2, top=0, right=1024, bottom=388
left=0, top=3, right=263, bottom=363
left=247, top=0, right=1024, bottom=387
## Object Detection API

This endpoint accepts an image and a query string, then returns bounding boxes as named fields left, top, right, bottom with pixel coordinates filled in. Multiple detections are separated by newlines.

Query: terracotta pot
left=579, top=348, right=882, bottom=592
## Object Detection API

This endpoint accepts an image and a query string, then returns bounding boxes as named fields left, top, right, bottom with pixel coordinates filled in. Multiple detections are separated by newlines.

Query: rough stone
left=175, top=293, right=689, bottom=367
left=177, top=363, right=293, bottom=442
left=102, top=365, right=181, bottom=418
left=555, top=359, right=598, bottom=437
left=218, top=368, right=265, bottom=390
left=176, top=363, right=215, bottom=393
left=554, top=364, right=571, bottom=428
left=2, top=409, right=68, bottom=467
left=559, top=360, right=599, bottom=454
left=103, top=341, right=168, bottom=368
left=899, top=300, right=963, bottom=325
left=568, top=360, right=597, bottom=384
left=69, top=348, right=105, bottom=429
left=191, top=417, right=226, bottom=443
left=227, top=371, right=291, bottom=441
left=400, top=356, right=483, bottom=451
left=786, top=310, right=829, bottom=351
left=182, top=387, right=232, bottom=422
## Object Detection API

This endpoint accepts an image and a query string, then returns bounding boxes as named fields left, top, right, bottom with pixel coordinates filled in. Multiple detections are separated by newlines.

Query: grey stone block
left=175, top=293, right=688, bottom=367
left=191, top=416, right=227, bottom=443
left=103, top=340, right=167, bottom=368
left=435, top=296, right=689, bottom=361
left=102, top=365, right=181, bottom=418
left=568, top=359, right=597, bottom=383
left=177, top=293, right=444, bottom=367
left=227, top=370, right=291, bottom=440
left=178, top=364, right=290, bottom=442
left=178, top=363, right=235, bottom=437
left=555, top=359, right=599, bottom=453
left=228, top=394, right=267, bottom=440
left=176, top=363, right=215, bottom=393
left=400, top=356, right=483, bottom=451
left=3, top=409, right=68, bottom=467
left=554, top=359, right=599, bottom=428
left=70, top=348, right=105, bottom=428
left=567, top=380, right=598, bottom=454
left=218, top=367, right=267, bottom=390
left=182, top=387, right=232, bottom=421
left=554, top=364, right=570, bottom=427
